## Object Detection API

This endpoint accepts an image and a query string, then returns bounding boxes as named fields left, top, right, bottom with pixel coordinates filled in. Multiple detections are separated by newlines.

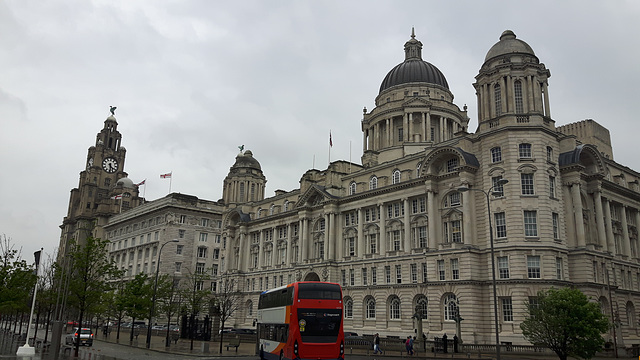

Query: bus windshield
left=297, top=308, right=342, bottom=343
left=297, top=282, right=341, bottom=300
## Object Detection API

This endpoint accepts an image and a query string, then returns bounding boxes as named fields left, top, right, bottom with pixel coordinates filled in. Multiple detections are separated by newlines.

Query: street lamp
left=146, top=239, right=179, bottom=349
left=458, top=178, right=508, bottom=360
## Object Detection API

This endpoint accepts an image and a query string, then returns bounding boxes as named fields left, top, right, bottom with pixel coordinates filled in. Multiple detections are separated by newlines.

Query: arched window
left=365, top=297, right=376, bottom=319
left=283, top=200, right=289, bottom=212
left=349, top=181, right=356, bottom=195
left=443, top=294, right=459, bottom=321
left=344, top=298, right=353, bottom=319
left=239, top=182, right=245, bottom=201
left=269, top=204, right=275, bottom=215
left=256, top=208, right=262, bottom=219
left=369, top=176, right=378, bottom=190
left=415, top=296, right=428, bottom=319
left=494, top=83, right=502, bottom=116
left=626, top=301, right=635, bottom=326
left=392, top=170, right=401, bottom=184
left=389, top=296, right=401, bottom=320
left=514, top=80, right=524, bottom=114
left=416, top=163, right=421, bottom=178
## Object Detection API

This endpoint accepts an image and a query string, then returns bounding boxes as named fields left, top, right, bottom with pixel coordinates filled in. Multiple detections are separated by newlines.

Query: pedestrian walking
left=405, top=336, right=413, bottom=355
left=373, top=333, right=382, bottom=355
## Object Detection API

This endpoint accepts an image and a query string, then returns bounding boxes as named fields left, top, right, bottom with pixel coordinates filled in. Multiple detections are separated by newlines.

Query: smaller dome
left=116, top=177, right=135, bottom=188
left=484, top=30, right=535, bottom=62
left=231, top=150, right=261, bottom=171
left=106, top=115, right=117, bottom=122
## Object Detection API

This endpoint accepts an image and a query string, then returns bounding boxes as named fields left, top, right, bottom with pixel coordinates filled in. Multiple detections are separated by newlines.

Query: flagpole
left=328, top=130, right=332, bottom=165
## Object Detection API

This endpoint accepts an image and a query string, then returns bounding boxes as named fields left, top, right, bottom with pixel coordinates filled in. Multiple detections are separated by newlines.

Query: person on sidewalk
left=373, top=333, right=382, bottom=355
left=405, top=336, right=413, bottom=355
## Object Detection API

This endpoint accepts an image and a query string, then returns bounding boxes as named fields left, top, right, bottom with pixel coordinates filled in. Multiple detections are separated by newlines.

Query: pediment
left=295, top=185, right=335, bottom=209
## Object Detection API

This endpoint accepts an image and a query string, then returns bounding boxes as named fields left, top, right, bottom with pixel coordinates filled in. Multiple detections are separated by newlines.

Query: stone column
left=542, top=81, right=551, bottom=117
left=621, top=206, right=631, bottom=258
left=571, top=183, right=586, bottom=247
left=404, top=113, right=409, bottom=142
left=386, top=118, right=391, bottom=147
left=327, top=212, right=335, bottom=260
left=501, top=77, right=507, bottom=114
left=362, top=129, right=367, bottom=152
left=593, top=191, right=608, bottom=252
left=379, top=203, right=387, bottom=254
left=604, top=199, right=616, bottom=254
left=408, top=113, right=413, bottom=141
left=461, top=190, right=473, bottom=245
left=635, top=211, right=640, bottom=258
left=300, top=217, right=308, bottom=262
left=426, top=111, right=431, bottom=141
left=357, top=209, right=364, bottom=257
left=508, top=76, right=515, bottom=113
left=404, top=198, right=411, bottom=252
left=258, top=230, right=264, bottom=267
left=440, top=116, right=445, bottom=141
left=286, top=223, right=292, bottom=266
left=427, top=190, right=437, bottom=249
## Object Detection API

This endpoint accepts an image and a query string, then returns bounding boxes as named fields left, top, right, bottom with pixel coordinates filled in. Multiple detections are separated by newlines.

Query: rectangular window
left=398, top=128, right=403, bottom=142
left=552, top=213, right=559, bottom=239
left=451, top=220, right=462, bottom=243
left=175, top=262, right=181, bottom=273
left=349, top=269, right=355, bottom=286
left=195, top=281, right=203, bottom=291
left=451, top=258, right=459, bottom=280
left=417, top=226, right=428, bottom=247
left=201, top=218, right=209, bottom=227
left=421, top=263, right=428, bottom=283
left=549, top=176, right=556, bottom=198
left=371, top=267, right=377, bottom=285
left=495, top=212, right=507, bottom=238
left=395, top=265, right=402, bottom=284
left=446, top=158, right=459, bottom=173
left=179, top=215, right=187, bottom=224
left=213, top=248, right=220, bottom=259
left=348, top=237, right=355, bottom=256
left=524, top=210, right=538, bottom=237
left=437, top=260, right=445, bottom=281
left=212, top=264, right=218, bottom=276
left=362, top=268, right=367, bottom=285
left=547, top=146, right=553, bottom=162
left=392, top=230, right=401, bottom=251
left=498, top=256, right=509, bottom=279
left=410, top=264, right=418, bottom=283
left=521, top=173, right=535, bottom=195
left=492, top=176, right=506, bottom=196
left=514, top=81, right=524, bottom=114
left=527, top=255, right=541, bottom=279
left=195, top=262, right=205, bottom=274
left=556, top=257, right=563, bottom=280
left=491, top=147, right=502, bottom=163
left=518, top=143, right=532, bottom=159
left=199, top=233, right=208, bottom=242
left=385, top=266, right=391, bottom=284
left=341, top=270, right=347, bottom=286
left=178, top=229, right=185, bottom=238
left=369, top=234, right=377, bottom=254
left=502, top=297, right=513, bottom=322
left=197, top=247, right=207, bottom=258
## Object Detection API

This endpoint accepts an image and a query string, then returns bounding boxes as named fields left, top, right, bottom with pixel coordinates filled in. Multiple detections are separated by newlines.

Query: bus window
left=297, top=283, right=342, bottom=300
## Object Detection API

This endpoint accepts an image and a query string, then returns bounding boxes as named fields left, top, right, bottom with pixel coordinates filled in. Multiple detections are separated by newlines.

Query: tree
left=520, top=287, right=609, bottom=360
left=155, top=274, right=181, bottom=347
left=121, top=273, right=153, bottom=343
left=61, top=234, right=122, bottom=356
left=180, top=269, right=212, bottom=350
left=213, top=275, right=242, bottom=354
left=0, top=235, right=36, bottom=317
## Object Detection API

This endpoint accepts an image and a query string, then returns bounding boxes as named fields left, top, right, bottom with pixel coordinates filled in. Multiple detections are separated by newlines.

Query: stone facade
left=60, top=29, right=640, bottom=347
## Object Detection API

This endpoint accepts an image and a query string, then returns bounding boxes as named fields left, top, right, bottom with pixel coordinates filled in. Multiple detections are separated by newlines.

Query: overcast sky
left=2, top=0, right=640, bottom=262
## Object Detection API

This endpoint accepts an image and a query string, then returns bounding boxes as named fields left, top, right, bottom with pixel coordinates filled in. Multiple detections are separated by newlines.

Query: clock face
left=87, top=158, right=93, bottom=170
left=102, top=157, right=118, bottom=173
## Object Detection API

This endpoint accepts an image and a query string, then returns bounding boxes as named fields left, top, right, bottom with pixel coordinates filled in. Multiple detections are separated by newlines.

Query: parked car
left=151, top=325, right=167, bottom=331
left=235, top=328, right=256, bottom=334
left=65, top=328, right=94, bottom=346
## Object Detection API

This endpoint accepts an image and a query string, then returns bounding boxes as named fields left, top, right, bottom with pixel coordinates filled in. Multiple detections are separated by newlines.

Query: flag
left=329, top=131, right=333, bottom=147
left=110, top=194, right=123, bottom=200
left=137, top=179, right=146, bottom=186
left=160, top=172, right=172, bottom=179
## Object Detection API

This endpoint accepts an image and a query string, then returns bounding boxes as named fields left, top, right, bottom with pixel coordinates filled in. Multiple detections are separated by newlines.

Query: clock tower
left=59, top=110, right=141, bottom=258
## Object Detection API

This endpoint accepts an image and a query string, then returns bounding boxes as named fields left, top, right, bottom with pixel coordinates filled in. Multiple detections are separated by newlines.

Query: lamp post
left=458, top=179, right=508, bottom=360
left=16, top=249, right=43, bottom=356
left=146, top=239, right=179, bottom=349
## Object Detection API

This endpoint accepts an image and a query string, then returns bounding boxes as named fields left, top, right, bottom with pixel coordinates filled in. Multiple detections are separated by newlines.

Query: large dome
left=379, top=30, right=449, bottom=94
left=484, top=30, right=535, bottom=62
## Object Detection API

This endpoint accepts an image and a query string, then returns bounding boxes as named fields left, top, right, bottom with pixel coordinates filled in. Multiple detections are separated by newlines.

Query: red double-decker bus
left=257, top=282, right=344, bottom=360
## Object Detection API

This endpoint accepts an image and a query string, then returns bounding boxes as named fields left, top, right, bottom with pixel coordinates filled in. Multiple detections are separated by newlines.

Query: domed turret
left=223, top=150, right=266, bottom=205
left=379, top=28, right=449, bottom=94
left=116, top=177, right=135, bottom=189
left=473, top=30, right=552, bottom=131
left=484, top=30, right=536, bottom=62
